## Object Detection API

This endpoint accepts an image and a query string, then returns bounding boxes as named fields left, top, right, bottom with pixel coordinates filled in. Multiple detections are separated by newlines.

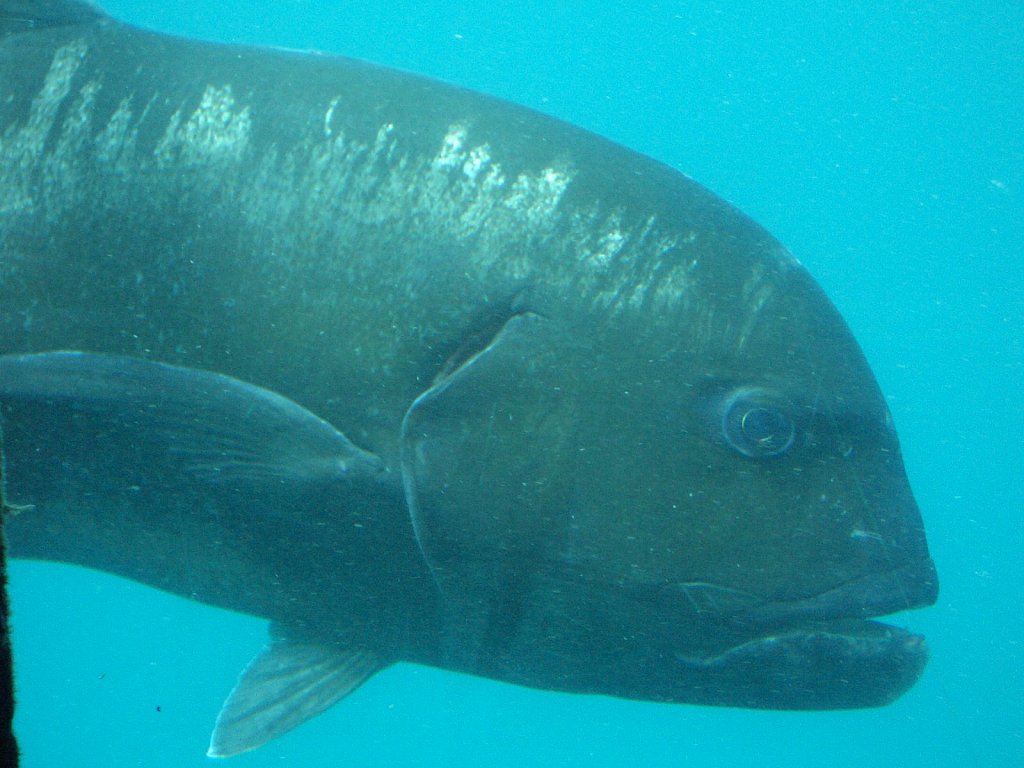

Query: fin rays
left=0, top=350, right=384, bottom=489
left=208, top=641, right=382, bottom=758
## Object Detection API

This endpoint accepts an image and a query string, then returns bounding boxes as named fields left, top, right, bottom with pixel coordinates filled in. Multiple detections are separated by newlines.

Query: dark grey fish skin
left=0, top=1, right=937, bottom=756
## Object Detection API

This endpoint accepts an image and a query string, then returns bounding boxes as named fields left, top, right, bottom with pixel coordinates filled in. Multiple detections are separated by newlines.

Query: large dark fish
left=0, top=0, right=937, bottom=757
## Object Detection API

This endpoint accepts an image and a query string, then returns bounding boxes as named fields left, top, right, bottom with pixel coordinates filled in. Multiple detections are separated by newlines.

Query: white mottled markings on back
left=0, top=46, right=719, bottom=354
left=737, top=266, right=782, bottom=350
left=247, top=114, right=575, bottom=284
left=432, top=124, right=468, bottom=171
left=0, top=39, right=89, bottom=218
left=155, top=84, right=252, bottom=166
left=569, top=208, right=695, bottom=316
left=93, top=92, right=165, bottom=174
left=462, top=144, right=490, bottom=182
left=373, top=123, right=395, bottom=158
left=323, top=96, right=340, bottom=138
left=505, top=165, right=571, bottom=227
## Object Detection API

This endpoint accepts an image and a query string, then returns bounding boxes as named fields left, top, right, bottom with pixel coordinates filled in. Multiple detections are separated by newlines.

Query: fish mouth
left=737, top=556, right=940, bottom=627
left=673, top=557, right=939, bottom=709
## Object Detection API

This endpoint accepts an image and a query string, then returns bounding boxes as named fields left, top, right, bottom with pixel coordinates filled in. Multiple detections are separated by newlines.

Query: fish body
left=0, top=1, right=937, bottom=755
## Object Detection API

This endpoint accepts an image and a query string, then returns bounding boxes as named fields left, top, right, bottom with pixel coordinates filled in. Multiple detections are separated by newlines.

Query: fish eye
left=720, top=388, right=795, bottom=458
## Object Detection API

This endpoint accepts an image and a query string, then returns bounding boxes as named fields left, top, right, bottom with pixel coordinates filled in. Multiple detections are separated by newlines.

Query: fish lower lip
left=675, top=619, right=929, bottom=709
left=667, top=558, right=937, bottom=709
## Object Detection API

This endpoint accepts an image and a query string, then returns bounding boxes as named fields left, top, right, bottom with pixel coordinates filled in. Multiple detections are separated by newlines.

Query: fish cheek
left=400, top=312, right=578, bottom=601
left=555, top=383, right=842, bottom=602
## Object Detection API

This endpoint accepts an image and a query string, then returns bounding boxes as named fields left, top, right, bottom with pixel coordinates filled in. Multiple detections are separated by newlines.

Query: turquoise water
left=7, top=1, right=1022, bottom=765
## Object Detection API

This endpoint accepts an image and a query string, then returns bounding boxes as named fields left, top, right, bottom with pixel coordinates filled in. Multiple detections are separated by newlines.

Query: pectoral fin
left=208, top=638, right=383, bottom=757
left=0, top=350, right=384, bottom=489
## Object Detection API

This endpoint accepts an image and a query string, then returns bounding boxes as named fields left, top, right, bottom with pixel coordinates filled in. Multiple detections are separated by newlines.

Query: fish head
left=570, top=254, right=937, bottom=619
left=554, top=249, right=939, bottom=705
left=401, top=203, right=937, bottom=707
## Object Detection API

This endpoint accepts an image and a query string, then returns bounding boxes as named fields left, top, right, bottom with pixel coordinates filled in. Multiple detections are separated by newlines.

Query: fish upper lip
left=734, top=556, right=939, bottom=629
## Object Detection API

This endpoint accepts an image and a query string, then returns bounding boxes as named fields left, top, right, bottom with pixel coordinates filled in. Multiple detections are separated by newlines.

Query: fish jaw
left=663, top=553, right=937, bottom=709
left=674, top=619, right=929, bottom=709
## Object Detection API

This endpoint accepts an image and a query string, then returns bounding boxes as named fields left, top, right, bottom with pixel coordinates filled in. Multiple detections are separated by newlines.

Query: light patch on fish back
left=733, top=248, right=804, bottom=353
left=155, top=84, right=252, bottom=167
left=432, top=124, right=468, bottom=171
left=323, top=96, right=340, bottom=138
left=24, top=39, right=88, bottom=151
left=567, top=209, right=698, bottom=318
left=504, top=165, right=571, bottom=227
left=95, top=95, right=143, bottom=169
left=252, top=115, right=571, bottom=271
left=0, top=39, right=89, bottom=218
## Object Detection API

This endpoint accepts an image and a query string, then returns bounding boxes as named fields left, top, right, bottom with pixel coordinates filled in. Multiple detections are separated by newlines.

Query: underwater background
left=7, top=1, right=1021, bottom=766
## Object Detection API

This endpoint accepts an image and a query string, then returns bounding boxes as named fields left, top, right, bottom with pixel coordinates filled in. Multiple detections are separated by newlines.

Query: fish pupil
left=741, top=407, right=791, bottom=452
left=720, top=388, right=795, bottom=458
